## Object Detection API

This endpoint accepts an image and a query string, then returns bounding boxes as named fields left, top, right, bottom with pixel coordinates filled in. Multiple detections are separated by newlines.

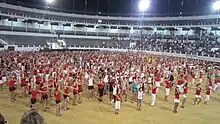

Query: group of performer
left=0, top=51, right=220, bottom=116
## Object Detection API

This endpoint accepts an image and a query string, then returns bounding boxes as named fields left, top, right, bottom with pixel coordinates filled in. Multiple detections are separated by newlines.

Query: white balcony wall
left=1, top=19, right=219, bottom=37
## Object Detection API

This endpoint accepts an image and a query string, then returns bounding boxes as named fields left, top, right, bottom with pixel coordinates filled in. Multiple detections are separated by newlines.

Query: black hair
left=0, top=113, right=6, bottom=124
left=195, top=83, right=201, bottom=87
left=20, top=109, right=44, bottom=124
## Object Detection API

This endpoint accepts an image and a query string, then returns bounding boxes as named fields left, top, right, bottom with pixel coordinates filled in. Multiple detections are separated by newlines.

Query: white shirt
left=85, top=73, right=89, bottom=79
left=104, top=75, right=108, bottom=82
left=21, top=66, right=25, bottom=72
left=47, top=60, right=50, bottom=65
left=88, top=77, right=93, bottom=86
left=121, top=82, right=127, bottom=90
left=113, top=84, right=120, bottom=95
left=15, top=70, right=20, bottom=76
left=158, top=64, right=161, bottom=68
left=148, top=76, right=152, bottom=83
left=18, top=63, right=21, bottom=67
left=14, top=58, right=17, bottom=63
left=72, top=69, right=76, bottom=73
left=129, top=77, right=133, bottom=82
left=138, top=91, right=143, bottom=99
left=141, top=73, right=145, bottom=78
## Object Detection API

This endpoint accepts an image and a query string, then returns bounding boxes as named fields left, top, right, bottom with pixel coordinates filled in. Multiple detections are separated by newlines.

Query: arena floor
left=1, top=78, right=220, bottom=124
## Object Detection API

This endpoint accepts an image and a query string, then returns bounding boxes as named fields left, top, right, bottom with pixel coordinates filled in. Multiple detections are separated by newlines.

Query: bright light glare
left=213, top=1, right=220, bottom=10
left=139, top=0, right=150, bottom=12
left=46, top=0, right=54, bottom=4
left=98, top=20, right=102, bottom=23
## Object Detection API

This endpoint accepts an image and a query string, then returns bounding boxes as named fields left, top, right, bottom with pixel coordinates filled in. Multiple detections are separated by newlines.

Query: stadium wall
left=2, top=18, right=220, bottom=36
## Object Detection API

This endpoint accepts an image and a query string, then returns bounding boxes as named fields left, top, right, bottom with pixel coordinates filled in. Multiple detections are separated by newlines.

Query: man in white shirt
left=87, top=75, right=94, bottom=99
left=103, top=74, right=109, bottom=94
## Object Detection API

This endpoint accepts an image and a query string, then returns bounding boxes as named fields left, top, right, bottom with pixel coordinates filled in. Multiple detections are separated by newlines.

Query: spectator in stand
left=133, top=33, right=220, bottom=57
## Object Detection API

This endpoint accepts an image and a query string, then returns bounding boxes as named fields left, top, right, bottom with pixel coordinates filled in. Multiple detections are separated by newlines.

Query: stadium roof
left=3, top=0, right=218, bottom=17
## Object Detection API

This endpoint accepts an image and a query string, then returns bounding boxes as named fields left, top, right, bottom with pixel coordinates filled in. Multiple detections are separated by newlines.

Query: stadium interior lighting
left=46, top=0, right=54, bottom=4
left=98, top=20, right=102, bottom=23
left=213, top=1, right=220, bottom=10
left=139, top=0, right=150, bottom=12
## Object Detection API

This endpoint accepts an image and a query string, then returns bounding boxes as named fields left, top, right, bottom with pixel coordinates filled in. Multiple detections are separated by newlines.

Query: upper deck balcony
left=1, top=2, right=220, bottom=26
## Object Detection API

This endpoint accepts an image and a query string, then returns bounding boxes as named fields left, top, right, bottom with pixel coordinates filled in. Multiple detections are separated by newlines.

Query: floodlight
left=213, top=1, right=220, bottom=10
left=139, top=0, right=150, bottom=12
left=46, top=0, right=54, bottom=4
left=98, top=20, right=102, bottom=23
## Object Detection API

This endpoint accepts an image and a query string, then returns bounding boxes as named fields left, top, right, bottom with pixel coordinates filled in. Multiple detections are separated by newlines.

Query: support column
left=85, top=24, right=88, bottom=36
left=129, top=27, right=132, bottom=39
left=51, top=24, right=53, bottom=33
left=63, top=25, right=65, bottom=35
left=96, top=25, right=99, bottom=36
left=11, top=20, right=14, bottom=31
left=73, top=24, right=76, bottom=35
left=107, top=24, right=110, bottom=37
left=38, top=23, right=41, bottom=33
left=74, top=26, right=76, bottom=35
left=25, top=21, right=27, bottom=32
left=117, top=26, right=120, bottom=39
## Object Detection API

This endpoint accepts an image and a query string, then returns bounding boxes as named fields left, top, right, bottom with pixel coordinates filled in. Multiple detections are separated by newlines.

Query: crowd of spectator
left=1, top=30, right=220, bottom=58
left=113, top=32, right=220, bottom=58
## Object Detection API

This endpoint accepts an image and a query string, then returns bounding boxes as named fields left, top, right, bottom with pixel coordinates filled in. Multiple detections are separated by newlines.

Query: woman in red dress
left=98, top=79, right=104, bottom=102
left=55, top=85, right=68, bottom=117
left=20, top=73, right=27, bottom=98
left=41, top=83, right=50, bottom=111
left=72, top=81, right=78, bottom=106
left=173, top=86, right=180, bottom=113
left=77, top=77, right=83, bottom=104
left=63, top=78, right=70, bottom=111
left=8, top=75, right=17, bottom=102
left=55, top=87, right=62, bottom=117
left=193, top=83, right=202, bottom=106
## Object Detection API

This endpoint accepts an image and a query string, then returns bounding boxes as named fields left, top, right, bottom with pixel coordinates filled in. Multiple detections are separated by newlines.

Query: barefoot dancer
left=72, top=81, right=78, bottom=106
left=8, top=76, right=17, bottom=102
left=98, top=79, right=104, bottom=102
left=41, top=81, right=50, bottom=111
left=181, top=82, right=188, bottom=108
left=78, top=77, right=83, bottom=104
left=193, top=83, right=202, bottom=106
left=173, top=86, right=180, bottom=113
left=63, top=78, right=70, bottom=110
left=164, top=78, right=171, bottom=101
left=55, top=86, right=69, bottom=117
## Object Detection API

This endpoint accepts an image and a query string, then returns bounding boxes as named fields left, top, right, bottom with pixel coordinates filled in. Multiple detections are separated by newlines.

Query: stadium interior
left=0, top=0, right=220, bottom=124
left=0, top=1, right=219, bottom=58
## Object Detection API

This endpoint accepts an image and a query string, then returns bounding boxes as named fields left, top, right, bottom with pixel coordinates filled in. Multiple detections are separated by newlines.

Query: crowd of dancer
left=0, top=51, right=220, bottom=116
